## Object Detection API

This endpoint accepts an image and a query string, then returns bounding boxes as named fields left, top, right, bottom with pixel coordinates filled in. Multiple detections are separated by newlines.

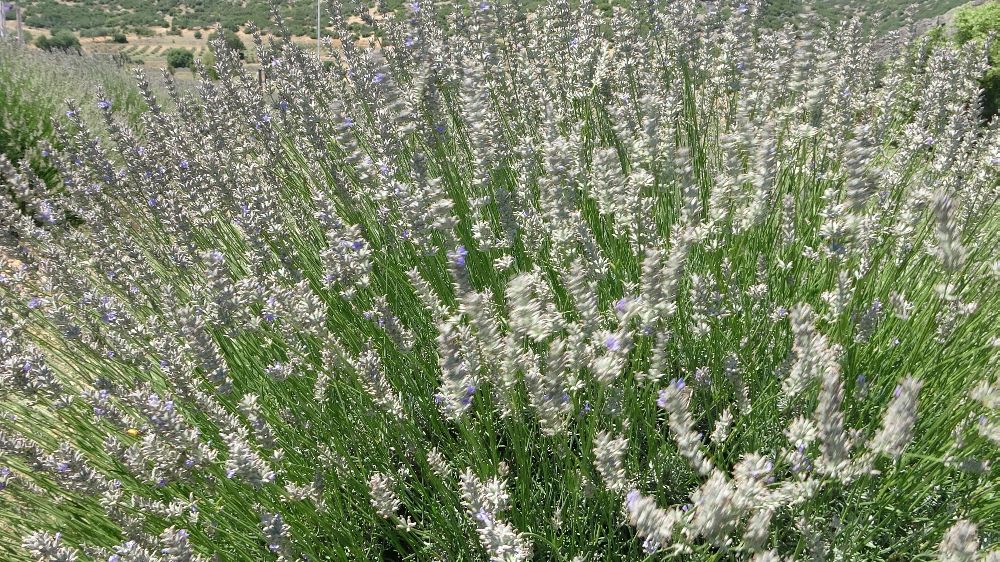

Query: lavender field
left=1, top=1, right=999, bottom=561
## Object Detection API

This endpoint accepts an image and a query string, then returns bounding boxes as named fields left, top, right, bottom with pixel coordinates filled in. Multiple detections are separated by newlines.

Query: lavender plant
left=0, top=39, right=142, bottom=188
left=1, top=1, right=999, bottom=560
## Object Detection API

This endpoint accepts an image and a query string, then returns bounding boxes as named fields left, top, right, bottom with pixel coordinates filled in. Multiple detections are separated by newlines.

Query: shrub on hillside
left=953, top=0, right=1000, bottom=119
left=34, top=30, right=81, bottom=54
left=165, top=47, right=194, bottom=70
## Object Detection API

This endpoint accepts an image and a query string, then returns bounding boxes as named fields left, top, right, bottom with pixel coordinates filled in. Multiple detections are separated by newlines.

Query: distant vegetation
left=951, top=1, right=1000, bottom=118
left=16, top=0, right=393, bottom=37
left=33, top=29, right=81, bottom=54
left=165, top=47, right=194, bottom=71
left=14, top=0, right=980, bottom=37
left=757, top=0, right=973, bottom=32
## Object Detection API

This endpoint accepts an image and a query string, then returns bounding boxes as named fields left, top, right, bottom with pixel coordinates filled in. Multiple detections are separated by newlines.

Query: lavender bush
left=1, top=1, right=999, bottom=560
left=0, top=40, right=142, bottom=188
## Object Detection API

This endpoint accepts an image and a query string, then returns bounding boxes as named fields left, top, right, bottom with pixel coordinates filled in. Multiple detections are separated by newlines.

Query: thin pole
left=15, top=3, right=22, bottom=45
left=316, top=0, right=321, bottom=56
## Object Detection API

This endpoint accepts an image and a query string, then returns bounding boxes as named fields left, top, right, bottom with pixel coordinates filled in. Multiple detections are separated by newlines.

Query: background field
left=9, top=0, right=988, bottom=37
left=6, top=0, right=987, bottom=77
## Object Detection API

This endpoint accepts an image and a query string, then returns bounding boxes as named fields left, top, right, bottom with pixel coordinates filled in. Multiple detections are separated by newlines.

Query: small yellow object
left=126, top=428, right=140, bottom=437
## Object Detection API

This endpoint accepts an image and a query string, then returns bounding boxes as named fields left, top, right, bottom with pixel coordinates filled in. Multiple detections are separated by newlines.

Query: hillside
left=759, top=0, right=975, bottom=32
left=7, top=0, right=981, bottom=38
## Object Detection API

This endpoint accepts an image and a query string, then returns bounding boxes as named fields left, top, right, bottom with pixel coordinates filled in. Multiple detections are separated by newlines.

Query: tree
left=194, top=30, right=203, bottom=39
left=112, top=31, right=128, bottom=44
left=208, top=29, right=246, bottom=60
left=35, top=30, right=82, bottom=54
left=165, top=48, right=194, bottom=71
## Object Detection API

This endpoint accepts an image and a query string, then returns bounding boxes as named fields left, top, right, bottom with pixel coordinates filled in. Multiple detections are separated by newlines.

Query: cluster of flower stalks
left=1, top=0, right=999, bottom=560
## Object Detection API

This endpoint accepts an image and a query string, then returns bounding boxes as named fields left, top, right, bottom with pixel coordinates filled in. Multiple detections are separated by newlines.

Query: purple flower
left=673, top=378, right=686, bottom=391
left=179, top=160, right=190, bottom=170
left=66, top=109, right=78, bottom=118
left=102, top=311, right=117, bottom=323
left=604, top=336, right=621, bottom=351
left=97, top=99, right=112, bottom=110
left=278, top=100, right=288, bottom=111
left=56, top=462, right=69, bottom=473
left=736, top=3, right=749, bottom=14
left=626, top=490, right=640, bottom=508
left=260, top=113, right=271, bottom=123
left=450, top=245, right=468, bottom=267
left=27, top=297, right=41, bottom=309
left=41, top=149, right=50, bottom=157
left=373, top=72, right=386, bottom=84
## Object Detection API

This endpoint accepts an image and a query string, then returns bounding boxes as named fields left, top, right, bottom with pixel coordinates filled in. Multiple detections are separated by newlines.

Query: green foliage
left=34, top=30, right=81, bottom=54
left=79, top=26, right=112, bottom=38
left=954, top=0, right=1000, bottom=46
left=165, top=47, right=193, bottom=70
left=200, top=47, right=218, bottom=80
left=111, top=31, right=128, bottom=44
left=193, top=30, right=202, bottom=39
left=952, top=1, right=1000, bottom=120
